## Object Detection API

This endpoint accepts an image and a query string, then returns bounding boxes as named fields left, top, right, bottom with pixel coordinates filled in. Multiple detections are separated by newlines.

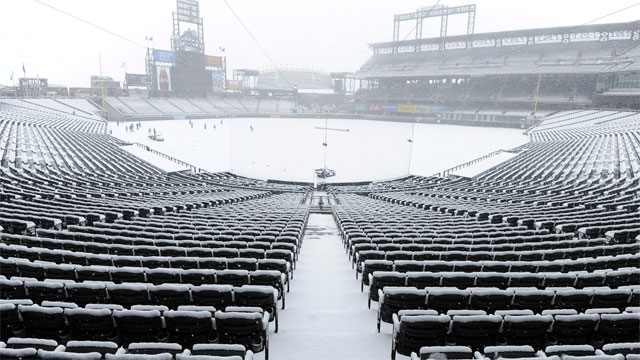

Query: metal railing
left=131, top=142, right=202, bottom=173
left=435, top=149, right=509, bottom=178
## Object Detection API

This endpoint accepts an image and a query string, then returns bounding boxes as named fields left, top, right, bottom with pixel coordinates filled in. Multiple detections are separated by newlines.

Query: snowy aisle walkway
left=268, top=214, right=393, bottom=360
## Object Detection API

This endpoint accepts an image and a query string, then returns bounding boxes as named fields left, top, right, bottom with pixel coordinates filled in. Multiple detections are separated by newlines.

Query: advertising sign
left=225, top=80, right=242, bottom=90
left=354, top=103, right=367, bottom=112
left=381, top=104, right=397, bottom=113
left=153, top=49, right=176, bottom=63
left=125, top=73, right=152, bottom=87
left=368, top=104, right=382, bottom=112
left=156, top=66, right=172, bottom=92
left=211, top=70, right=224, bottom=92
left=414, top=104, right=430, bottom=113
left=205, top=55, right=224, bottom=67
left=398, top=104, right=415, bottom=113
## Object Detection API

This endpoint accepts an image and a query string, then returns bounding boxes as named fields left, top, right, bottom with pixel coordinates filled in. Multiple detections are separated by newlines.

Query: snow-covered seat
left=107, top=283, right=150, bottom=308
left=149, top=284, right=191, bottom=308
left=213, top=311, right=269, bottom=358
left=112, top=310, right=164, bottom=345
left=449, top=315, right=503, bottom=351
left=216, top=270, right=249, bottom=287
left=232, top=286, right=279, bottom=332
left=378, top=287, right=427, bottom=331
left=192, top=285, right=234, bottom=308
left=392, top=314, right=451, bottom=360
left=426, top=288, right=471, bottom=313
left=17, top=305, right=68, bottom=342
left=550, top=314, right=600, bottom=345
left=502, top=314, right=553, bottom=348
left=468, top=288, right=514, bottom=313
left=597, top=312, right=640, bottom=343
left=164, top=310, right=214, bottom=348
left=65, top=281, right=108, bottom=306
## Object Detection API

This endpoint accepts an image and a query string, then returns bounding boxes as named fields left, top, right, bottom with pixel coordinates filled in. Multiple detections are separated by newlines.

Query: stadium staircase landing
left=269, top=213, right=390, bottom=360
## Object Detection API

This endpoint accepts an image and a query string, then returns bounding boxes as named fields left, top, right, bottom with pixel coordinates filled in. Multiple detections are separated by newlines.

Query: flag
left=149, top=37, right=153, bottom=41
left=10, top=71, right=13, bottom=81
left=22, top=63, right=25, bottom=74
left=121, top=62, right=126, bottom=68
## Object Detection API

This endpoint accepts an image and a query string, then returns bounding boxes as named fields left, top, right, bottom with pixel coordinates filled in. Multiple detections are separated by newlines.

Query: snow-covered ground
left=120, top=145, right=191, bottom=172
left=449, top=151, right=519, bottom=178
left=268, top=214, right=397, bottom=360
left=110, top=118, right=528, bottom=182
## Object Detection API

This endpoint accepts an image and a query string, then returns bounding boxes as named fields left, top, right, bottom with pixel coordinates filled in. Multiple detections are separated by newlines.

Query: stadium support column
left=439, top=15, right=448, bottom=50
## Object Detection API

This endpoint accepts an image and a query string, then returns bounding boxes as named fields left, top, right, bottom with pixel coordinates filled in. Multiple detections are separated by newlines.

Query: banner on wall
left=368, top=104, right=382, bottom=112
left=415, top=104, right=430, bottom=114
left=153, top=49, right=176, bottom=63
left=205, top=55, right=224, bottom=67
left=354, top=103, right=367, bottom=112
left=398, top=104, right=415, bottom=113
left=156, top=66, right=172, bottom=92
left=225, top=79, right=242, bottom=90
left=211, top=70, right=224, bottom=92
left=381, top=104, right=397, bottom=113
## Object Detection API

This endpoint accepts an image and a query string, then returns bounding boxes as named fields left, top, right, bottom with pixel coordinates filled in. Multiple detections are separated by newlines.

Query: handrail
left=434, top=149, right=511, bottom=177
left=130, top=142, right=202, bottom=174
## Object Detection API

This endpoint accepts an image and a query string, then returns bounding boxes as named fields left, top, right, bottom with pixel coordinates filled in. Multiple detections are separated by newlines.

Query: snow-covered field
left=110, top=118, right=528, bottom=182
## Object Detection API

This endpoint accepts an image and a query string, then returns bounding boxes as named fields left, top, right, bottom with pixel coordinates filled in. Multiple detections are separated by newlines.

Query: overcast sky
left=1, top=0, right=639, bottom=87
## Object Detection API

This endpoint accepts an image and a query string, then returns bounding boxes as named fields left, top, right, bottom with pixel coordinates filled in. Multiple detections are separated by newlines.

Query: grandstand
left=1, top=92, right=640, bottom=359
left=351, top=20, right=640, bottom=124
left=1, top=2, right=640, bottom=359
left=257, top=68, right=334, bottom=94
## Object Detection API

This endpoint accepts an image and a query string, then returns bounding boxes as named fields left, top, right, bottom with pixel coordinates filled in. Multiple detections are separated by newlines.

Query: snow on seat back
left=446, top=310, right=487, bottom=316
left=127, top=342, right=182, bottom=353
left=17, top=304, right=63, bottom=315
left=383, top=287, right=426, bottom=296
left=503, top=314, right=553, bottom=324
left=419, top=345, right=473, bottom=359
left=65, top=340, right=118, bottom=354
left=541, top=309, right=578, bottom=316
left=176, top=305, right=216, bottom=313
left=37, top=349, right=102, bottom=360
left=7, top=337, right=58, bottom=349
left=113, top=309, right=161, bottom=318
left=163, top=310, right=212, bottom=319
left=107, top=283, right=149, bottom=291
left=397, top=309, right=438, bottom=318
left=176, top=355, right=244, bottom=360
left=483, top=345, right=535, bottom=359
left=451, top=314, right=502, bottom=323
left=105, top=354, right=174, bottom=360
left=494, top=309, right=534, bottom=316
left=191, top=343, right=246, bottom=354
left=214, top=311, right=262, bottom=321
left=86, top=303, right=124, bottom=311
left=0, top=348, right=38, bottom=358
left=601, top=342, right=640, bottom=355
left=562, top=355, right=625, bottom=360
left=131, top=305, right=169, bottom=312
left=0, top=299, right=33, bottom=306
left=584, top=308, right=620, bottom=315
left=545, top=345, right=596, bottom=356
left=41, top=301, right=78, bottom=309
left=224, top=306, right=264, bottom=314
